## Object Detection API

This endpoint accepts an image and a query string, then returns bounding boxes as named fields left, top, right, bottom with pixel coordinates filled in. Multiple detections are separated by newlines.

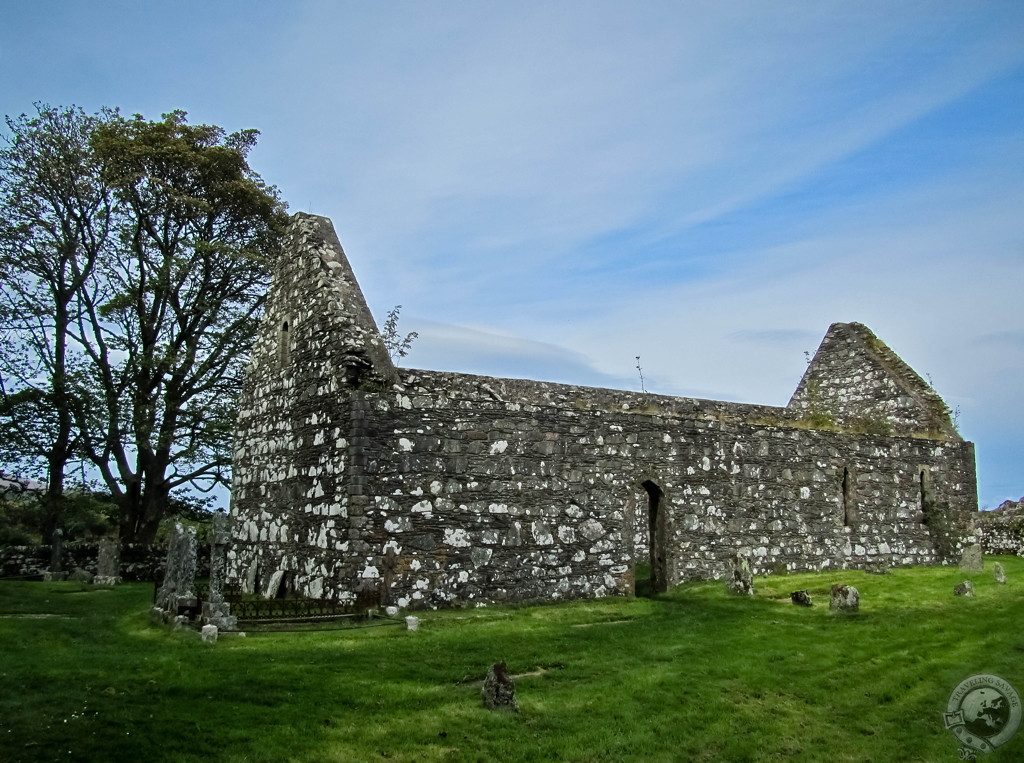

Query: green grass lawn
left=2, top=558, right=1023, bottom=762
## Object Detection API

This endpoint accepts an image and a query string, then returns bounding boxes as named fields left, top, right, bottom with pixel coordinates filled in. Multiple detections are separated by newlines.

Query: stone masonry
left=226, top=213, right=979, bottom=609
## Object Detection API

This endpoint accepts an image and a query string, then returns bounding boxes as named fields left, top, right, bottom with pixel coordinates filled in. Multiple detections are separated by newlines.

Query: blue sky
left=2, top=2, right=1023, bottom=507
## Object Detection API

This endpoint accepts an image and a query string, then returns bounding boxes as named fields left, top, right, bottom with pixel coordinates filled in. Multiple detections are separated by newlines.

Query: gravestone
left=155, top=523, right=198, bottom=614
left=829, top=584, right=859, bottom=612
left=94, top=537, right=121, bottom=586
left=42, top=528, right=67, bottom=581
left=482, top=662, right=518, bottom=711
left=405, top=616, right=420, bottom=631
left=263, top=569, right=285, bottom=599
left=790, top=590, right=813, bottom=607
left=242, top=560, right=258, bottom=595
left=994, top=562, right=1007, bottom=584
left=69, top=567, right=94, bottom=583
left=958, top=544, right=984, bottom=572
left=953, top=580, right=974, bottom=597
left=200, top=624, right=218, bottom=644
left=202, top=511, right=237, bottom=630
left=727, top=550, right=754, bottom=596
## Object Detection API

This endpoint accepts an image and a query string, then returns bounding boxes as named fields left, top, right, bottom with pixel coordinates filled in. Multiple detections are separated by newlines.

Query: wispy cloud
left=403, top=320, right=634, bottom=390
left=2, top=1, right=1022, bottom=505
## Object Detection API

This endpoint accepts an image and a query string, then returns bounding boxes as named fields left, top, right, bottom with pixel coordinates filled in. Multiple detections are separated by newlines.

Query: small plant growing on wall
left=382, top=305, right=418, bottom=361
left=635, top=356, right=646, bottom=393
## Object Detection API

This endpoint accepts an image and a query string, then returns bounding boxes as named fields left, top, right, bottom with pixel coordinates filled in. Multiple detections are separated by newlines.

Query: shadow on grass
left=1, top=556, right=1023, bottom=761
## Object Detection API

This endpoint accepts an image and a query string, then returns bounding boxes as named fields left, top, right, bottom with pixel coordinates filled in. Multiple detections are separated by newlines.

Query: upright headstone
left=43, top=528, right=67, bottom=581
left=958, top=544, right=984, bottom=572
left=155, top=523, right=198, bottom=614
left=482, top=662, right=518, bottom=711
left=727, top=550, right=754, bottom=596
left=994, top=562, right=1007, bottom=584
left=829, top=584, right=860, bottom=612
left=202, top=511, right=237, bottom=630
left=94, top=537, right=121, bottom=586
left=242, top=560, right=258, bottom=595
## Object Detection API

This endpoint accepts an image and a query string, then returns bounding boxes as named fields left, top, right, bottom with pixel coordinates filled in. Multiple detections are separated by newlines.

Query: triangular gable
left=788, top=322, right=957, bottom=438
left=255, top=213, right=396, bottom=389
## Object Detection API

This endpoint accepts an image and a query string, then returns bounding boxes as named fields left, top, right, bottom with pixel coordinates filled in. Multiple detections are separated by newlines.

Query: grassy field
left=1, top=557, right=1022, bottom=762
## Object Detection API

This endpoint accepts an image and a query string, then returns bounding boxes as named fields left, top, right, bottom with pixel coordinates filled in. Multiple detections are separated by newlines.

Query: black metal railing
left=224, top=595, right=361, bottom=624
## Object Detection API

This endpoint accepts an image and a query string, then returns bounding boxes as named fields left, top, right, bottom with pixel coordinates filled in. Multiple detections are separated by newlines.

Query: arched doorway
left=641, top=480, right=668, bottom=594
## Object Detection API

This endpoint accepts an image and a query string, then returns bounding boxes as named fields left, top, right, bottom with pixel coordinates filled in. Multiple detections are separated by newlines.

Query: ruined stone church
left=226, top=213, right=978, bottom=608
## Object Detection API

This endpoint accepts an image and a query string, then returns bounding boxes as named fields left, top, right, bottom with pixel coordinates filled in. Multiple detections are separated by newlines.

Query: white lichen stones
left=829, top=584, right=859, bottom=612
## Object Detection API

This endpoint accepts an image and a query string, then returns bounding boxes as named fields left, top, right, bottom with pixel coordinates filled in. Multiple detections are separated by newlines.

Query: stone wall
left=976, top=501, right=1024, bottom=556
left=0, top=542, right=207, bottom=581
left=227, top=214, right=978, bottom=610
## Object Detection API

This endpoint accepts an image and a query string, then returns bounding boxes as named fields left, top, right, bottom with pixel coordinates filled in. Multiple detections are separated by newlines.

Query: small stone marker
left=405, top=616, right=420, bottom=631
left=790, top=590, right=813, bottom=607
left=958, top=544, right=984, bottom=572
left=43, top=528, right=67, bottom=581
left=953, top=580, right=974, bottom=597
left=829, top=584, right=859, bottom=612
left=94, top=536, right=121, bottom=586
left=482, top=662, right=518, bottom=711
left=385, top=605, right=399, bottom=617
left=200, top=624, right=218, bottom=644
left=994, top=562, right=1006, bottom=584
left=727, top=551, right=754, bottom=596
left=69, top=567, right=94, bottom=583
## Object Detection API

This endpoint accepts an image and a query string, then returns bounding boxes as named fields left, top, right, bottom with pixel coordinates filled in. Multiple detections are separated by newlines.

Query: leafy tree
left=0, top=105, right=111, bottom=539
left=1, top=106, right=288, bottom=543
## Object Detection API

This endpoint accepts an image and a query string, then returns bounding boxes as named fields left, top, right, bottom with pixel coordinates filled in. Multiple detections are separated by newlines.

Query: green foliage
left=1, top=559, right=1022, bottom=760
left=1, top=103, right=289, bottom=542
left=381, top=305, right=418, bottom=361
left=0, top=488, right=116, bottom=545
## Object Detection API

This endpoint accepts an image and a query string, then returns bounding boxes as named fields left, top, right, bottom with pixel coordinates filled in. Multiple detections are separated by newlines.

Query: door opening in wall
left=640, top=480, right=668, bottom=595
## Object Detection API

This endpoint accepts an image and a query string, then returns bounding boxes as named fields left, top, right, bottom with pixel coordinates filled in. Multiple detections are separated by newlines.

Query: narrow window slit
left=278, top=320, right=290, bottom=368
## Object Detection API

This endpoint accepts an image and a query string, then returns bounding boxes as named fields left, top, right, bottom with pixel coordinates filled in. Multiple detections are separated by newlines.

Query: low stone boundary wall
left=0, top=541, right=211, bottom=581
left=976, top=505, right=1024, bottom=556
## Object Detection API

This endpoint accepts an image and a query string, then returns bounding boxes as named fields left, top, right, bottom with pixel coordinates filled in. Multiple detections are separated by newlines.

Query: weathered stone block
left=958, top=544, right=984, bottom=572
left=482, top=662, right=518, bottom=712
left=790, top=590, right=813, bottom=607
left=829, top=584, right=859, bottom=612
left=953, top=580, right=974, bottom=597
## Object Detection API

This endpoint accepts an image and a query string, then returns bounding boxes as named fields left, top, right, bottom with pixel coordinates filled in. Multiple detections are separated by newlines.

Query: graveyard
left=1, top=556, right=1022, bottom=761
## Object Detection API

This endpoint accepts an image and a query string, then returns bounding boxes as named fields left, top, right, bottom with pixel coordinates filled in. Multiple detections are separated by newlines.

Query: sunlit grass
left=1, top=557, right=1022, bottom=761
